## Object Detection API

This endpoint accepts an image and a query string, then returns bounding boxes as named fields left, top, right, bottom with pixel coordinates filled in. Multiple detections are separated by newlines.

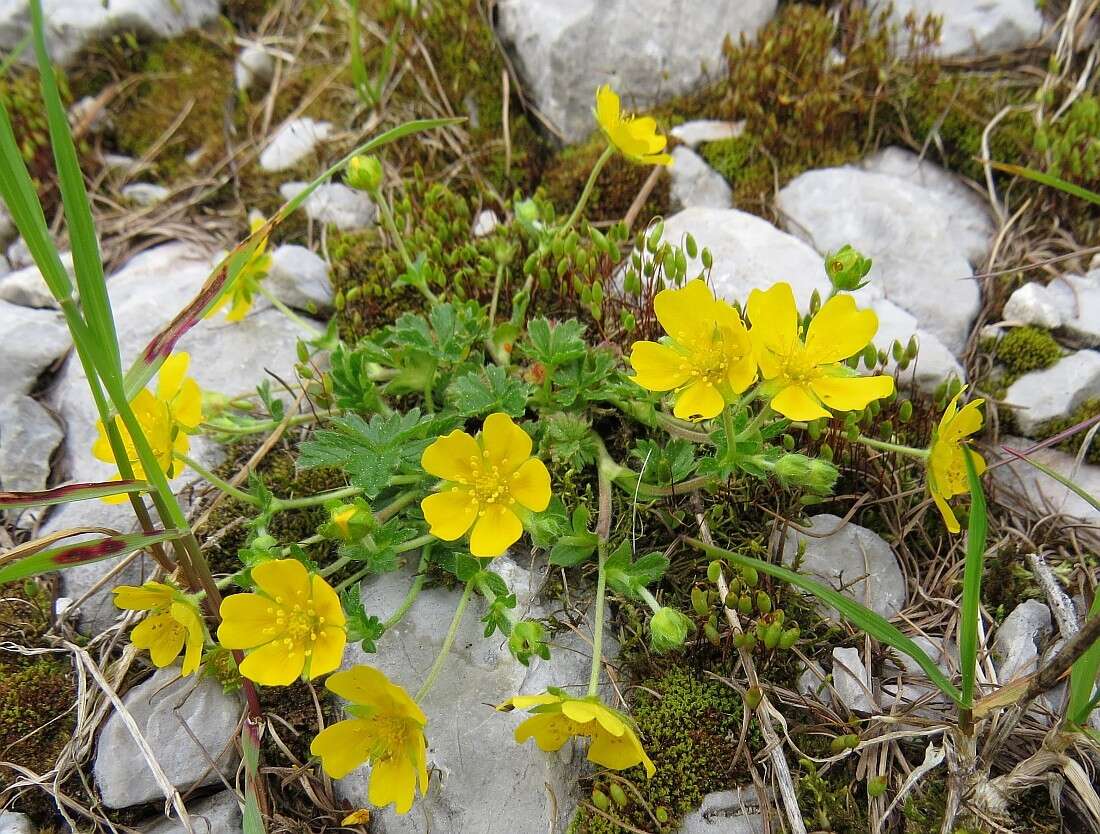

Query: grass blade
left=0, top=528, right=180, bottom=583
left=1002, top=446, right=1100, bottom=515
left=1069, top=594, right=1100, bottom=727
left=0, top=480, right=148, bottom=509
left=123, top=116, right=462, bottom=399
left=959, top=447, right=988, bottom=710
left=988, top=160, right=1100, bottom=207
left=241, top=719, right=267, bottom=834
left=686, top=536, right=963, bottom=705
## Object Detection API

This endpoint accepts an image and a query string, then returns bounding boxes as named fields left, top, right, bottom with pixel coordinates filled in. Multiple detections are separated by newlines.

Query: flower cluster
left=114, top=581, right=206, bottom=675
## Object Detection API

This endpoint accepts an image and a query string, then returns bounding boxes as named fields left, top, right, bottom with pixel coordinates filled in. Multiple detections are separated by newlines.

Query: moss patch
left=995, top=326, right=1062, bottom=374
left=1036, top=397, right=1100, bottom=465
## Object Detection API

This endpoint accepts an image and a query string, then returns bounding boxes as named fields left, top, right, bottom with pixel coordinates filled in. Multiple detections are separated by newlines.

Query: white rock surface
left=279, top=182, right=376, bottom=231
left=234, top=44, right=274, bottom=93
left=777, top=154, right=990, bottom=355
left=669, top=147, right=733, bottom=211
left=992, top=437, right=1100, bottom=526
left=0, top=203, right=15, bottom=246
left=0, top=299, right=71, bottom=399
left=1004, top=350, right=1100, bottom=436
left=495, top=0, right=776, bottom=143
left=880, top=635, right=955, bottom=718
left=259, top=118, right=332, bottom=172
left=873, top=0, right=1045, bottom=58
left=143, top=791, right=243, bottom=834
left=94, top=669, right=241, bottom=809
left=831, top=647, right=875, bottom=714
left=0, top=811, right=33, bottom=834
left=872, top=298, right=964, bottom=392
left=337, top=555, right=607, bottom=834
left=0, top=251, right=74, bottom=308
left=122, top=182, right=170, bottom=207
left=471, top=209, right=499, bottom=238
left=1003, top=271, right=1100, bottom=348
left=680, top=788, right=765, bottom=834
left=670, top=120, right=744, bottom=149
left=993, top=600, right=1052, bottom=683
left=0, top=0, right=220, bottom=66
left=0, top=395, right=63, bottom=494
left=267, top=244, right=333, bottom=312
left=776, top=514, right=907, bottom=621
left=6, top=238, right=31, bottom=270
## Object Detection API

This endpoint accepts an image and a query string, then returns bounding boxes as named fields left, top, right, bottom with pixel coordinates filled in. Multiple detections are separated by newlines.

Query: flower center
left=682, top=333, right=732, bottom=386
left=265, top=592, right=326, bottom=655
left=775, top=343, right=821, bottom=386
left=369, top=716, right=414, bottom=762
left=458, top=452, right=518, bottom=508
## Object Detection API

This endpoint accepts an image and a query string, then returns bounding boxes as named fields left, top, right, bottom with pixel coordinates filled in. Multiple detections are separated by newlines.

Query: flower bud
left=825, top=244, right=872, bottom=292
left=691, top=587, right=710, bottom=617
left=755, top=591, right=772, bottom=614
left=591, top=789, right=610, bottom=811
left=772, top=453, right=839, bottom=494
left=763, top=620, right=783, bottom=650
left=346, top=155, right=383, bottom=193
left=867, top=776, right=888, bottom=798
left=609, top=783, right=628, bottom=807
left=707, top=560, right=723, bottom=583
left=324, top=500, right=375, bottom=543
left=744, top=686, right=763, bottom=710
left=779, top=626, right=800, bottom=650
left=738, top=594, right=753, bottom=616
left=650, top=607, right=693, bottom=653
left=740, top=566, right=758, bottom=588
left=704, top=621, right=721, bottom=645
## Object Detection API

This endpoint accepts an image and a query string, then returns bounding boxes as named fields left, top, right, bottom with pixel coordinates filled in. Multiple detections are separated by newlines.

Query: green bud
left=867, top=776, right=888, bottom=798
left=685, top=233, right=698, bottom=259
left=591, top=789, right=610, bottom=811
left=650, top=607, right=693, bottom=653
left=756, top=591, right=772, bottom=614
left=346, top=155, right=383, bottom=192
left=772, top=453, right=839, bottom=494
left=898, top=399, right=914, bottom=423
left=891, top=340, right=904, bottom=362
left=862, top=343, right=878, bottom=369
left=509, top=620, right=550, bottom=666
left=704, top=621, right=721, bottom=645
left=734, top=631, right=757, bottom=651
left=819, top=443, right=834, bottom=462
left=807, top=419, right=823, bottom=440
left=738, top=593, right=753, bottom=616
left=825, top=244, right=873, bottom=292
left=782, top=433, right=795, bottom=450
left=691, top=586, right=709, bottom=617
left=707, top=560, right=723, bottom=583
left=906, top=335, right=919, bottom=360
left=701, top=247, right=713, bottom=270
left=609, top=783, right=628, bottom=808
left=763, top=620, right=783, bottom=650
left=656, top=807, right=669, bottom=823
left=829, top=733, right=860, bottom=752
left=778, top=626, right=800, bottom=650
left=741, top=566, right=759, bottom=587
left=809, top=288, right=822, bottom=315
left=879, top=419, right=894, bottom=439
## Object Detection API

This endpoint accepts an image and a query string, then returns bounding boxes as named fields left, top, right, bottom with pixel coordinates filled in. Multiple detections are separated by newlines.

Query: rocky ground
left=1, top=1, right=1099, bottom=833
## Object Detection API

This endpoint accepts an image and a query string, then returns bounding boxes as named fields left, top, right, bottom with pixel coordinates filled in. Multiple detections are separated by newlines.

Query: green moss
left=570, top=665, right=751, bottom=834
left=995, top=326, right=1062, bottom=374
left=1035, top=92, right=1100, bottom=186
left=1036, top=397, right=1100, bottom=465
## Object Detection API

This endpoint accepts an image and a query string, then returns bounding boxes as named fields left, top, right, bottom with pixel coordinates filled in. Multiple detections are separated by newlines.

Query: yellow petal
left=514, top=713, right=579, bottom=753
left=810, top=373, right=894, bottom=412
left=171, top=378, right=203, bottom=430
left=421, top=429, right=481, bottom=482
left=469, top=502, right=523, bottom=557
left=217, top=593, right=275, bottom=649
left=157, top=352, right=190, bottom=404
left=653, top=279, right=714, bottom=345
left=939, top=389, right=963, bottom=432
left=770, top=384, right=830, bottom=421
left=746, top=283, right=799, bottom=353
left=252, top=558, right=310, bottom=605
left=131, top=612, right=185, bottom=667
left=311, top=718, right=373, bottom=778
left=327, top=665, right=396, bottom=711
left=412, top=727, right=429, bottom=795
left=92, top=420, right=119, bottom=464
left=931, top=488, right=961, bottom=534
left=595, top=85, right=620, bottom=132
left=509, top=458, right=551, bottom=512
left=481, top=412, right=532, bottom=474
left=239, top=638, right=305, bottom=686
left=943, top=398, right=985, bottom=444
left=726, top=352, right=757, bottom=394
left=804, top=294, right=879, bottom=364
left=628, top=341, right=692, bottom=392
left=588, top=725, right=656, bottom=777
left=113, top=581, right=174, bottom=611
left=672, top=380, right=724, bottom=421
left=307, top=625, right=346, bottom=680
left=505, top=692, right=563, bottom=711
left=369, top=751, right=418, bottom=815
left=311, top=573, right=347, bottom=628
left=171, top=602, right=205, bottom=676
left=421, top=488, right=479, bottom=541
left=560, top=700, right=625, bottom=737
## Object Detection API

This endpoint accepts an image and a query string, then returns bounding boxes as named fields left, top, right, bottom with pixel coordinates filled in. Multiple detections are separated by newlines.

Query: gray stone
left=337, top=555, right=607, bottom=833
left=0, top=395, right=63, bottom=494
left=267, top=244, right=333, bottom=312
left=0, top=300, right=71, bottom=400
left=471, top=209, right=499, bottom=238
left=235, top=44, right=274, bottom=93
left=69, top=95, right=109, bottom=134
left=0, top=811, right=33, bottom=834
left=122, top=182, right=170, bottom=207
left=0, top=0, right=220, bottom=66
left=279, top=182, right=376, bottom=231
left=142, top=791, right=243, bottom=834
left=669, top=147, right=733, bottom=211
left=776, top=513, right=907, bottom=621
left=670, top=119, right=744, bottom=149
left=871, top=297, right=964, bottom=393
left=0, top=251, right=74, bottom=308
left=777, top=159, right=990, bottom=355
left=0, top=202, right=14, bottom=246
left=1003, top=271, right=1100, bottom=348
left=831, top=647, right=875, bottom=714
left=6, top=238, right=31, bottom=270
left=880, top=635, right=955, bottom=718
left=259, top=118, right=332, bottom=172
left=992, top=437, right=1100, bottom=526
left=872, top=0, right=1044, bottom=58
left=94, top=669, right=241, bottom=809
left=680, top=788, right=765, bottom=834
left=1004, top=350, right=1100, bottom=436
left=495, top=0, right=776, bottom=144
left=993, top=600, right=1052, bottom=683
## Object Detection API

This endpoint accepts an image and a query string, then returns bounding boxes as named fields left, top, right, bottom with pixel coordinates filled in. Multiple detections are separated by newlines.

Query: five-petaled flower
left=311, top=665, right=428, bottom=815
left=420, top=413, right=551, bottom=558
left=927, top=389, right=986, bottom=533
left=114, top=581, right=205, bottom=676
left=628, top=279, right=756, bottom=421
left=92, top=351, right=202, bottom=500
left=209, top=214, right=272, bottom=322
left=746, top=282, right=894, bottom=421
left=595, top=85, right=672, bottom=166
left=217, top=559, right=346, bottom=686
left=501, top=690, right=656, bottom=777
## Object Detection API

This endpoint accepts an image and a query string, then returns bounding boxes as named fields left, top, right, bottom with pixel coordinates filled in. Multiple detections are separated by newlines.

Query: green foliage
left=0, top=68, right=68, bottom=187
left=995, top=326, right=1062, bottom=374
left=1038, top=398, right=1100, bottom=465
left=445, top=364, right=531, bottom=417
left=604, top=544, right=669, bottom=599
left=1035, top=93, right=1100, bottom=186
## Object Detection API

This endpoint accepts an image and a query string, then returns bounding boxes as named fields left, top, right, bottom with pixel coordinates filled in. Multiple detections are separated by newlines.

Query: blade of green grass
left=988, top=160, right=1100, bottom=207
left=959, top=447, right=989, bottom=710
left=241, top=719, right=267, bottom=834
left=0, top=529, right=181, bottom=583
left=1069, top=594, right=1100, bottom=727
left=0, top=480, right=148, bottom=509
left=1001, top=446, right=1100, bottom=516
left=686, top=536, right=963, bottom=705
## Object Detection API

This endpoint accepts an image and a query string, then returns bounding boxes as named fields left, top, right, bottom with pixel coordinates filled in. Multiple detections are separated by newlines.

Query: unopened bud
left=346, top=155, right=383, bottom=193
left=825, top=244, right=872, bottom=292
left=650, top=607, right=693, bottom=653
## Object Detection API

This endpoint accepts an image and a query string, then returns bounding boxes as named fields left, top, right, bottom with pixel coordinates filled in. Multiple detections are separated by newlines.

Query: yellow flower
left=114, top=581, right=205, bottom=676
left=928, top=389, right=986, bottom=533
left=628, top=279, right=756, bottom=421
left=502, top=690, right=656, bottom=777
left=420, top=413, right=551, bottom=558
left=209, top=215, right=272, bottom=322
left=92, top=352, right=203, bottom=501
left=217, top=559, right=347, bottom=686
left=746, top=282, right=894, bottom=421
left=594, top=85, right=672, bottom=166
left=311, top=665, right=428, bottom=815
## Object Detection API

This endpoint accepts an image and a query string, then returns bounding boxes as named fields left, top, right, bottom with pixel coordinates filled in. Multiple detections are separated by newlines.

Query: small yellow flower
left=209, top=215, right=272, bottom=322
left=341, top=809, right=372, bottom=825
left=311, top=665, right=429, bottom=815
left=594, top=85, right=672, bottom=166
left=114, top=581, right=205, bottom=676
left=92, top=352, right=202, bottom=500
left=502, top=690, right=656, bottom=777
left=746, top=282, right=894, bottom=421
left=420, top=413, right=551, bottom=558
left=628, top=279, right=756, bottom=421
left=928, top=389, right=986, bottom=533
left=217, top=559, right=347, bottom=686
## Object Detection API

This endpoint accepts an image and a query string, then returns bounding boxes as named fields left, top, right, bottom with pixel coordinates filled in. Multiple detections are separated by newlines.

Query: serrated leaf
left=446, top=365, right=530, bottom=417
left=521, top=318, right=587, bottom=367
left=341, top=586, right=386, bottom=653
left=605, top=545, right=669, bottom=598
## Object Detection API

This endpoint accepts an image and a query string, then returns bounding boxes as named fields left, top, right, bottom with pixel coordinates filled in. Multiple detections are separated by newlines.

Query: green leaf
left=341, top=586, right=386, bottom=653
left=959, top=448, right=988, bottom=709
left=0, top=480, right=147, bottom=509
left=988, top=160, right=1100, bottom=206
left=605, top=544, right=669, bottom=598
left=538, top=412, right=597, bottom=470
left=526, top=495, right=569, bottom=551
left=446, top=365, right=531, bottom=417
left=392, top=301, right=486, bottom=364
left=0, top=529, right=181, bottom=583
left=551, top=348, right=618, bottom=408
left=632, top=439, right=697, bottom=486
left=520, top=318, right=587, bottom=367
left=1069, top=593, right=1100, bottom=727
left=549, top=505, right=599, bottom=566
left=298, top=410, right=459, bottom=497
left=329, top=343, right=385, bottom=413
left=338, top=519, right=417, bottom=575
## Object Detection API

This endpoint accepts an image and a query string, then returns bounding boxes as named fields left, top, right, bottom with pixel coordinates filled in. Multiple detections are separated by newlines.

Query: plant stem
left=855, top=435, right=930, bottom=459
left=383, top=547, right=431, bottom=629
left=375, top=190, right=438, bottom=304
left=587, top=461, right=613, bottom=697
left=271, top=485, right=363, bottom=511
left=415, top=578, right=474, bottom=702
left=257, top=285, right=322, bottom=337
left=375, top=489, right=418, bottom=522
left=201, top=411, right=328, bottom=437
left=176, top=452, right=261, bottom=506
left=637, top=585, right=662, bottom=616
left=721, top=406, right=737, bottom=450
left=558, top=143, right=615, bottom=238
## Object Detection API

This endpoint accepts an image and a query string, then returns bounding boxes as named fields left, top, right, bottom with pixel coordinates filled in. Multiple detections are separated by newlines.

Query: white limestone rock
left=6, top=238, right=31, bottom=270
left=472, top=209, right=499, bottom=238
left=831, top=647, right=876, bottom=714
left=0, top=395, right=63, bottom=495
left=872, top=0, right=1045, bottom=58
left=680, top=788, right=765, bottom=834
left=279, top=182, right=376, bottom=231
left=1004, top=350, right=1100, bottom=436
left=0, top=811, right=34, bottom=834
left=0, top=203, right=14, bottom=247
left=1003, top=271, right=1100, bottom=348
left=992, top=437, right=1100, bottom=526
left=871, top=297, right=964, bottom=392
left=267, top=244, right=333, bottom=312
left=0, top=250, right=74, bottom=308
left=0, top=299, right=71, bottom=400
left=670, top=119, right=744, bottom=149
left=259, top=118, right=332, bottom=172
left=234, top=44, right=274, bottom=93
left=142, top=791, right=243, bottom=834
left=993, top=600, right=1052, bottom=683
left=495, top=0, right=776, bottom=143
left=122, top=182, right=170, bottom=207
left=669, top=146, right=733, bottom=211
